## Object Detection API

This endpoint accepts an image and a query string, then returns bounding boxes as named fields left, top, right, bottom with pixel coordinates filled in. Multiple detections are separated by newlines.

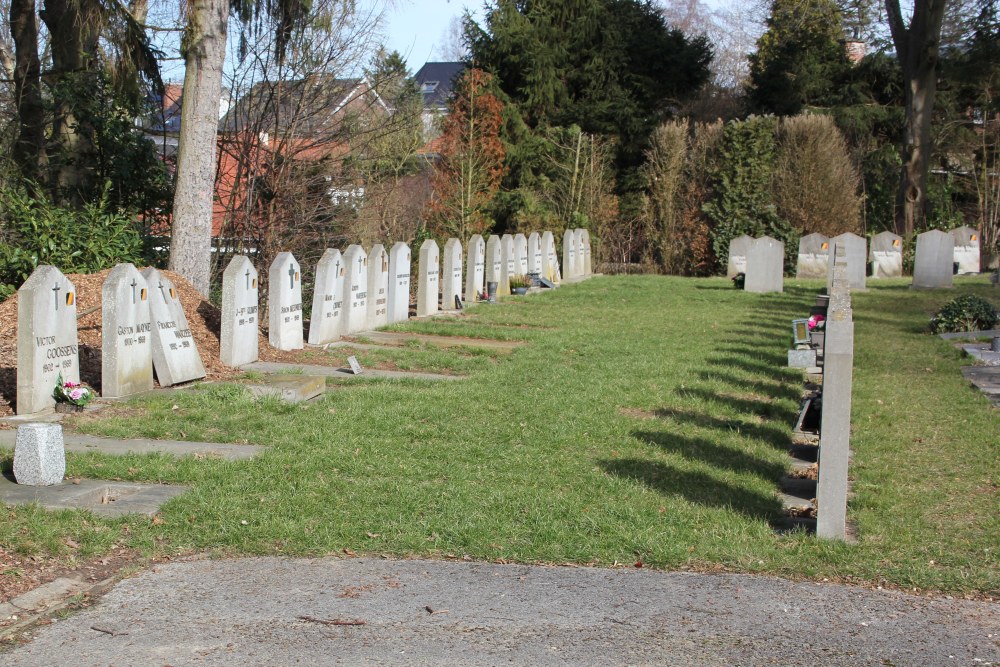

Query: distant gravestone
left=101, top=264, right=154, bottom=398
left=795, top=233, right=830, bottom=279
left=268, top=252, right=304, bottom=351
left=485, top=235, right=502, bottom=292
left=465, top=234, right=485, bottom=303
left=579, top=229, right=592, bottom=275
left=308, top=249, right=346, bottom=344
left=16, top=265, right=81, bottom=415
left=13, top=423, right=65, bottom=486
left=527, top=232, right=542, bottom=276
left=869, top=231, right=903, bottom=279
left=142, top=268, right=205, bottom=387
left=542, top=231, right=560, bottom=284
left=827, top=233, right=867, bottom=291
left=562, top=229, right=578, bottom=280
left=951, top=226, right=981, bottom=274
left=417, top=239, right=440, bottom=317
left=221, top=255, right=260, bottom=367
left=342, top=245, right=369, bottom=334
left=367, top=244, right=390, bottom=328
left=744, top=236, right=784, bottom=293
left=442, top=238, right=463, bottom=311
left=500, top=234, right=515, bottom=295
left=514, top=234, right=529, bottom=276
left=912, top=230, right=955, bottom=289
left=574, top=229, right=587, bottom=277
left=387, top=242, right=411, bottom=324
left=727, top=235, right=753, bottom=278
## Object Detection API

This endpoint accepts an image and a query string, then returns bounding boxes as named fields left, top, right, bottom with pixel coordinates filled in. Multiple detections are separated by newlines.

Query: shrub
left=929, top=295, right=999, bottom=333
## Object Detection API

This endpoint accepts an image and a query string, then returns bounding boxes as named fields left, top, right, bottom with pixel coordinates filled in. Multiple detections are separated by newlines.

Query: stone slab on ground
left=961, top=344, right=1000, bottom=366
left=961, top=366, right=1000, bottom=406
left=0, top=431, right=263, bottom=461
left=0, top=474, right=188, bottom=517
left=3, top=557, right=997, bottom=667
left=243, top=374, right=325, bottom=403
left=939, top=329, right=1000, bottom=340
left=244, top=361, right=463, bottom=382
left=348, top=330, right=523, bottom=352
left=0, top=577, right=89, bottom=621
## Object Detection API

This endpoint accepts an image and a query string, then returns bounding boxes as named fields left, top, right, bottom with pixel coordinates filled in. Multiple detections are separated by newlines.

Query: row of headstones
left=728, top=226, right=982, bottom=293
left=14, top=230, right=593, bottom=414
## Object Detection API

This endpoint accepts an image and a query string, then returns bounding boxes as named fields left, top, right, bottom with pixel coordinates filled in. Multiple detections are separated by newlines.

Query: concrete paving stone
left=244, top=361, right=463, bottom=382
left=0, top=431, right=263, bottom=461
left=347, top=330, right=523, bottom=352
left=243, top=374, right=326, bottom=403
left=0, top=474, right=188, bottom=517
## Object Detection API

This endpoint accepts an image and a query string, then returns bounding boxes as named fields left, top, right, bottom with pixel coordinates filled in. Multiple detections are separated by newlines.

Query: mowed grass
left=1, top=275, right=997, bottom=595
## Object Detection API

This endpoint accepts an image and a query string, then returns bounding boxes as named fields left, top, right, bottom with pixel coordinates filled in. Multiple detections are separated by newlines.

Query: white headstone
left=912, top=230, right=955, bottom=289
left=527, top=232, right=542, bottom=276
left=514, top=234, right=529, bottom=277
left=441, top=238, right=463, bottom=310
left=485, top=235, right=502, bottom=291
left=221, top=255, right=260, bottom=367
left=795, top=233, right=830, bottom=279
left=574, top=229, right=587, bottom=277
left=268, top=252, right=304, bottom=351
left=727, top=234, right=753, bottom=278
left=367, top=244, right=390, bottom=328
left=562, top=229, right=578, bottom=280
left=827, top=233, right=867, bottom=291
left=579, top=229, right=592, bottom=275
left=100, top=264, right=154, bottom=398
left=500, top=234, right=515, bottom=294
left=542, top=231, right=560, bottom=283
left=387, top=242, right=411, bottom=324
left=13, top=423, right=65, bottom=486
left=417, top=239, right=440, bottom=317
left=142, top=268, right=205, bottom=387
left=342, top=245, right=369, bottom=334
left=744, top=236, right=785, bottom=293
left=465, top=234, right=486, bottom=303
left=308, top=249, right=346, bottom=345
left=869, top=231, right=903, bottom=279
left=951, top=226, right=980, bottom=274
left=16, top=266, right=80, bottom=415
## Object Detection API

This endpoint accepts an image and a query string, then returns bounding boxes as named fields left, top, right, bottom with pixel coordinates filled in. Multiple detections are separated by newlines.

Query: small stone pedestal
left=13, top=423, right=65, bottom=486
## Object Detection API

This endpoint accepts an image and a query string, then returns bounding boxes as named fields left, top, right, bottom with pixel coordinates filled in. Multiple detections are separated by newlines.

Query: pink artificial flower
left=64, top=381, right=79, bottom=389
left=69, top=388, right=85, bottom=401
left=807, top=314, right=825, bottom=330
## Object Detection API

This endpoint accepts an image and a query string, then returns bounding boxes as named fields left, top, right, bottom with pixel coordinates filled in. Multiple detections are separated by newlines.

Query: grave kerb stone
left=514, top=234, right=529, bottom=276
left=268, top=252, right=304, bottom=351
left=500, top=234, right=515, bottom=295
left=308, top=248, right=346, bottom=345
left=367, top=244, right=390, bottom=329
left=417, top=239, right=440, bottom=317
left=826, top=233, right=867, bottom=291
left=101, top=264, right=154, bottom=398
left=442, top=238, right=463, bottom=311
left=387, top=242, right=411, bottom=324
left=341, top=245, right=369, bottom=334
left=220, top=255, right=260, bottom=367
left=562, top=230, right=578, bottom=280
left=465, top=234, right=485, bottom=304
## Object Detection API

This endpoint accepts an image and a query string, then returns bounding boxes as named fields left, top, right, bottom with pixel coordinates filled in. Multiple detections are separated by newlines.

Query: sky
left=382, top=0, right=485, bottom=69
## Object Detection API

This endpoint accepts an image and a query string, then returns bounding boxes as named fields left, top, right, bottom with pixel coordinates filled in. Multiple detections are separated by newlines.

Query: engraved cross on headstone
left=358, top=256, right=364, bottom=273
left=335, top=259, right=341, bottom=276
left=288, top=263, right=296, bottom=289
left=157, top=280, right=168, bottom=302
left=130, top=279, right=138, bottom=304
left=52, top=283, right=61, bottom=311
left=245, top=268, right=251, bottom=290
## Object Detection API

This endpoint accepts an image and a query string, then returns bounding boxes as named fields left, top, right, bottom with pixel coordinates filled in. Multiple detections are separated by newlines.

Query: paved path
left=0, top=430, right=263, bottom=460
left=3, top=557, right=997, bottom=666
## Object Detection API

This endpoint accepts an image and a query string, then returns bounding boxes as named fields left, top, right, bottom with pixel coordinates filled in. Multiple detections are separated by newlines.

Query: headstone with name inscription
left=827, top=233, right=866, bottom=291
left=101, top=264, right=154, bottom=398
left=465, top=234, right=485, bottom=303
left=221, top=255, right=260, bottom=367
left=16, top=266, right=81, bottom=414
left=869, top=231, right=903, bottom=279
left=574, top=229, right=587, bottom=277
left=727, top=234, right=753, bottom=278
left=514, top=234, right=529, bottom=277
left=141, top=268, right=205, bottom=387
left=442, top=238, right=463, bottom=311
left=342, top=245, right=369, bottom=334
left=542, top=231, right=560, bottom=284
left=499, top=234, right=515, bottom=295
left=951, top=226, right=981, bottom=274
left=579, top=229, right=592, bottom=275
left=268, top=252, right=304, bottom=351
left=744, top=236, right=784, bottom=293
left=417, top=239, right=440, bottom=317
left=796, top=233, right=830, bottom=279
left=308, top=249, right=346, bottom=344
left=485, top=235, right=502, bottom=291
left=367, top=244, right=390, bottom=329
left=912, top=230, right=955, bottom=289
left=562, top=229, right=578, bottom=280
left=527, top=232, right=542, bottom=276
left=387, top=242, right=411, bottom=324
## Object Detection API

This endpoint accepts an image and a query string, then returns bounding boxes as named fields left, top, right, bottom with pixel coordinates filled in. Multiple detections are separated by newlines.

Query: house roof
left=145, top=83, right=184, bottom=134
left=412, top=62, right=467, bottom=111
left=218, top=76, right=386, bottom=136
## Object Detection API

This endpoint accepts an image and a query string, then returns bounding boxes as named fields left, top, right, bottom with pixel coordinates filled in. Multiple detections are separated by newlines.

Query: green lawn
left=2, top=275, right=997, bottom=596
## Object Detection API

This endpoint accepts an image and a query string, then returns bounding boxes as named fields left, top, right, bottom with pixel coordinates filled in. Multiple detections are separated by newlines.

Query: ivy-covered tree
left=746, top=0, right=855, bottom=116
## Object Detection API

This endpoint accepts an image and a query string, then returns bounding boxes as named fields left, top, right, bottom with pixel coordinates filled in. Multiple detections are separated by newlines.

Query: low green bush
left=929, top=295, right=999, bottom=333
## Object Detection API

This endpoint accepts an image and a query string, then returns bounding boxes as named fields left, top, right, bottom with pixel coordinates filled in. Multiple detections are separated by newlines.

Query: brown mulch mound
left=0, top=268, right=345, bottom=417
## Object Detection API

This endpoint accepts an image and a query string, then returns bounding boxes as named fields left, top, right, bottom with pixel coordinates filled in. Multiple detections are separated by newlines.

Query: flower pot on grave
left=512, top=287, right=529, bottom=295
left=54, top=402, right=85, bottom=414
left=487, top=281, right=498, bottom=303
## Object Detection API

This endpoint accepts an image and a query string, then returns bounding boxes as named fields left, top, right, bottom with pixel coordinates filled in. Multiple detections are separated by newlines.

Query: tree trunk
left=169, top=0, right=230, bottom=296
left=9, top=0, right=46, bottom=185
left=885, top=0, right=947, bottom=237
